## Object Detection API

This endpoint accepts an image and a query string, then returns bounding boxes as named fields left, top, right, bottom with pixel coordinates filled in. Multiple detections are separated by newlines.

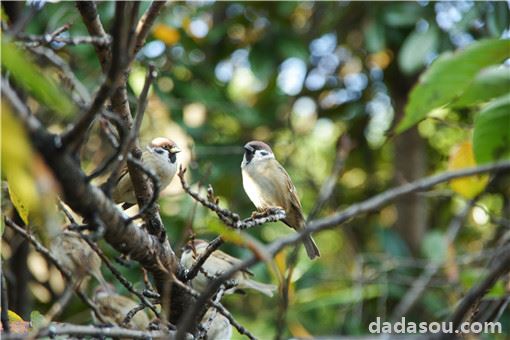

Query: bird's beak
left=170, top=146, right=181, bottom=154
left=244, top=145, right=254, bottom=152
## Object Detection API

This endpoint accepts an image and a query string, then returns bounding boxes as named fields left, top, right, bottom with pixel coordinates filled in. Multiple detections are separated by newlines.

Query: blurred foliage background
left=2, top=1, right=510, bottom=338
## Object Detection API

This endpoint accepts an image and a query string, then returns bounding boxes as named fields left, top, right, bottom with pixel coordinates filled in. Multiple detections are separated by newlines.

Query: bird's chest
left=144, top=154, right=177, bottom=188
left=242, top=164, right=281, bottom=209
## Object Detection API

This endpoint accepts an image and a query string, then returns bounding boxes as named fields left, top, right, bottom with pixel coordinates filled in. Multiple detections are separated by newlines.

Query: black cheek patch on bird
left=245, top=150, right=254, bottom=164
left=169, top=153, right=177, bottom=163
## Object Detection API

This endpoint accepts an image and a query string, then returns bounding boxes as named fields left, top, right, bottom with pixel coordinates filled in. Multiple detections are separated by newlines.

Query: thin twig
left=443, top=243, right=510, bottom=337
left=45, top=286, right=74, bottom=322
left=307, top=134, right=352, bottom=221
left=28, top=45, right=91, bottom=104
left=86, top=110, right=129, bottom=181
left=184, top=237, right=225, bottom=282
left=122, top=304, right=146, bottom=327
left=73, top=228, right=160, bottom=318
left=132, top=1, right=168, bottom=56
left=104, top=65, right=157, bottom=198
left=172, top=276, right=257, bottom=340
left=62, top=2, right=128, bottom=149
left=76, top=1, right=111, bottom=71
left=15, top=33, right=111, bottom=47
left=124, top=155, right=162, bottom=226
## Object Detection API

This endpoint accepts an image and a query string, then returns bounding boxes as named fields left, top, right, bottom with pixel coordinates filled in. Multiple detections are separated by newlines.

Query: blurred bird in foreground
left=51, top=230, right=107, bottom=289
left=110, top=137, right=181, bottom=205
left=181, top=239, right=276, bottom=297
left=93, top=285, right=150, bottom=330
left=200, top=308, right=232, bottom=340
left=241, top=140, right=320, bottom=259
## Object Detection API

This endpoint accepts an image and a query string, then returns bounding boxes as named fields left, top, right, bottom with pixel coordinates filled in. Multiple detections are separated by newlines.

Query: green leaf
left=249, top=47, right=275, bottom=82
left=383, top=3, right=423, bottom=27
left=364, top=20, right=386, bottom=53
left=1, top=40, right=74, bottom=118
left=422, top=231, right=446, bottom=262
left=397, top=39, right=510, bottom=133
left=398, top=27, right=439, bottom=75
left=473, top=94, right=510, bottom=164
left=30, top=310, right=47, bottom=329
left=450, top=65, right=510, bottom=108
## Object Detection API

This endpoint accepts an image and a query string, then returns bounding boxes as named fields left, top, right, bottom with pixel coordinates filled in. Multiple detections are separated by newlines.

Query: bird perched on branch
left=111, top=137, right=181, bottom=205
left=181, top=239, right=276, bottom=297
left=241, top=141, right=320, bottom=259
left=93, top=285, right=150, bottom=330
left=51, top=230, right=107, bottom=289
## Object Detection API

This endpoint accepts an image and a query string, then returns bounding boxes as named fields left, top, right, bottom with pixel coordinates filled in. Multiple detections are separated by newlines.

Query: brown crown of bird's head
left=243, top=140, right=273, bottom=154
left=150, top=137, right=181, bottom=154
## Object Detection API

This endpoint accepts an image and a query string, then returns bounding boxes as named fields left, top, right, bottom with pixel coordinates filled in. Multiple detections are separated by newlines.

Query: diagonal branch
left=441, top=243, right=510, bottom=338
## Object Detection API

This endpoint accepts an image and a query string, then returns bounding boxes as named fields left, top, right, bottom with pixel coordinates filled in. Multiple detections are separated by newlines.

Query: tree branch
left=75, top=1, right=111, bottom=71
left=34, top=324, right=174, bottom=339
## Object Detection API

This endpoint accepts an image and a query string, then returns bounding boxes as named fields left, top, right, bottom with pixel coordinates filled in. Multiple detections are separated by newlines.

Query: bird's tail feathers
left=303, top=235, right=320, bottom=260
left=243, top=280, right=277, bottom=297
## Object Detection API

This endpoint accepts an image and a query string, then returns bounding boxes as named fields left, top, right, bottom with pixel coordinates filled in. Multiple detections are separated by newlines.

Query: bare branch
left=34, top=324, right=174, bottom=339
left=132, top=1, right=168, bottom=56
left=15, top=33, right=111, bottom=47
left=184, top=237, right=224, bottom=282
left=444, top=243, right=510, bottom=336
left=71, top=225, right=160, bottom=318
left=122, top=304, right=146, bottom=327
left=307, top=134, right=352, bottom=221
left=172, top=276, right=257, bottom=340
left=61, top=2, right=130, bottom=150
left=76, top=1, right=111, bottom=70
left=27, top=45, right=91, bottom=105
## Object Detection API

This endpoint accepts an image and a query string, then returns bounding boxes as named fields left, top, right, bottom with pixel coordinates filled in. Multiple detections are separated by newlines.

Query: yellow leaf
left=274, top=250, right=287, bottom=281
left=289, top=320, right=312, bottom=339
left=152, top=24, right=180, bottom=46
left=7, top=310, right=24, bottom=322
left=448, top=141, right=489, bottom=198
left=1, top=104, right=38, bottom=224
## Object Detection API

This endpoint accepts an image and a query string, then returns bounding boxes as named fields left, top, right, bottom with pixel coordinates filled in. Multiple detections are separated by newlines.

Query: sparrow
left=93, top=285, right=150, bottom=330
left=180, top=239, right=276, bottom=297
left=111, top=137, right=181, bottom=205
left=200, top=308, right=232, bottom=340
left=51, top=230, right=107, bottom=289
left=241, top=141, right=320, bottom=260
